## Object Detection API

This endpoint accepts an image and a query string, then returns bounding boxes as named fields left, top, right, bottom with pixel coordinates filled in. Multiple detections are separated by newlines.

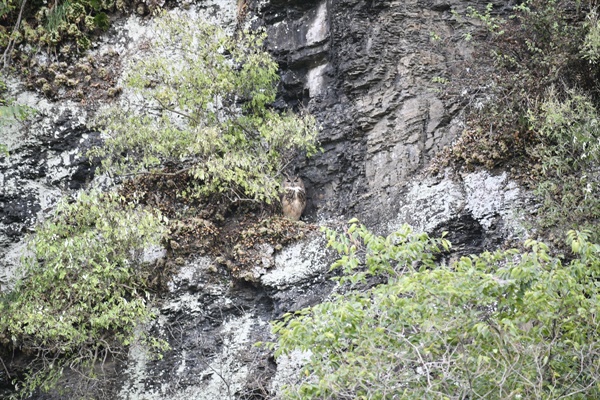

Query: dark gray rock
left=117, top=247, right=337, bottom=400
left=0, top=87, right=100, bottom=290
left=258, top=0, right=506, bottom=228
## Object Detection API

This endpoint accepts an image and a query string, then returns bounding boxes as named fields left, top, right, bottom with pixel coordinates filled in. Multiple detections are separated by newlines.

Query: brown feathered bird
left=281, top=176, right=306, bottom=221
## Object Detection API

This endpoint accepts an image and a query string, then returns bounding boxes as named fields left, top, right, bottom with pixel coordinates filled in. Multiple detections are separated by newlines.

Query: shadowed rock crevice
left=432, top=213, right=494, bottom=257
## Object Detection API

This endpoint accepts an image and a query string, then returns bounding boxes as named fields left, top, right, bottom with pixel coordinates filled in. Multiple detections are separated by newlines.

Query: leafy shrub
left=273, top=222, right=600, bottom=399
left=581, top=9, right=600, bottom=63
left=0, top=191, right=168, bottom=397
left=91, top=12, right=319, bottom=204
left=453, top=0, right=592, bottom=148
left=528, top=88, right=600, bottom=242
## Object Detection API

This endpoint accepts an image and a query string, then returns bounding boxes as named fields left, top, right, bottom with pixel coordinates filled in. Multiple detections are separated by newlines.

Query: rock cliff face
left=0, top=0, right=532, bottom=398
left=261, top=0, right=477, bottom=220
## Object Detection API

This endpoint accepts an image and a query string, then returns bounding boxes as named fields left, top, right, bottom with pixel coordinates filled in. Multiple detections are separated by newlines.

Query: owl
left=281, top=176, right=306, bottom=221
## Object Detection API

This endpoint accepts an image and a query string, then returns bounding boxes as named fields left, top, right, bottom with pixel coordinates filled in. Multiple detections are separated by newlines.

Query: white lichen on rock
left=391, top=169, right=530, bottom=240
left=270, top=349, right=313, bottom=396
left=120, top=314, right=261, bottom=400
left=167, top=256, right=212, bottom=292
left=306, top=1, right=328, bottom=45
left=461, top=171, right=525, bottom=236
left=0, top=78, right=90, bottom=287
left=391, top=171, right=465, bottom=233
left=261, top=236, right=329, bottom=289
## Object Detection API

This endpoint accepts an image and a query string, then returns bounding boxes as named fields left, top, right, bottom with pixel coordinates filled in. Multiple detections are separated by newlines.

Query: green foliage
left=0, top=78, right=36, bottom=156
left=0, top=103, right=34, bottom=122
left=0, top=191, right=168, bottom=397
left=44, top=0, right=72, bottom=34
left=494, top=0, right=586, bottom=91
left=529, top=88, right=600, bottom=173
left=528, top=88, right=600, bottom=242
left=30, top=0, right=114, bottom=49
left=467, top=3, right=505, bottom=35
left=444, top=0, right=597, bottom=147
left=581, top=9, right=600, bottom=63
left=322, top=220, right=450, bottom=283
left=273, top=222, right=600, bottom=399
left=92, top=12, right=319, bottom=204
left=0, top=0, right=120, bottom=64
left=500, top=1, right=600, bottom=242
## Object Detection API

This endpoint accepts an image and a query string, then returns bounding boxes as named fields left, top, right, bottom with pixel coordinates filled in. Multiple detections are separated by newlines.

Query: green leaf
left=93, top=12, right=109, bottom=30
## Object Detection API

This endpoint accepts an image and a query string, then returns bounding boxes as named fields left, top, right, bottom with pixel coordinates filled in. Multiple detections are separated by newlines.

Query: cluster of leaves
left=0, top=191, right=168, bottom=398
left=92, top=12, right=319, bottom=204
left=496, top=0, right=600, bottom=243
left=1, top=0, right=119, bottom=64
left=29, top=52, right=122, bottom=100
left=273, top=222, right=600, bottom=399
left=0, top=78, right=35, bottom=155
left=527, top=88, right=600, bottom=242
left=455, top=0, right=595, bottom=137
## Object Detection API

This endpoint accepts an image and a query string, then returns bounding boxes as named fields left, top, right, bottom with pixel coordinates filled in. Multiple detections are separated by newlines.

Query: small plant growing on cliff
left=272, top=221, right=600, bottom=399
left=0, top=77, right=36, bottom=155
left=0, top=191, right=168, bottom=398
left=0, top=0, right=116, bottom=63
left=92, top=12, right=319, bottom=204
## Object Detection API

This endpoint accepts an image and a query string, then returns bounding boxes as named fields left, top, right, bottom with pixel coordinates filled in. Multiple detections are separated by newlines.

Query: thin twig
left=148, top=166, right=194, bottom=177
left=153, top=96, right=200, bottom=125
left=0, top=356, right=11, bottom=379
left=2, top=0, right=28, bottom=69
left=114, top=166, right=194, bottom=179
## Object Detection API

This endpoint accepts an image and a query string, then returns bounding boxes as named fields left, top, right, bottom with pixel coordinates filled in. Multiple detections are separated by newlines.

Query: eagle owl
left=281, top=176, right=306, bottom=221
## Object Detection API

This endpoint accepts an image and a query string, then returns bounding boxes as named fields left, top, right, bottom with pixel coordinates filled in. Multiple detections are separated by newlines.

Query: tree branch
left=153, top=96, right=200, bottom=125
